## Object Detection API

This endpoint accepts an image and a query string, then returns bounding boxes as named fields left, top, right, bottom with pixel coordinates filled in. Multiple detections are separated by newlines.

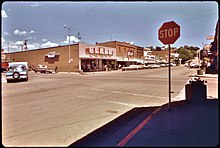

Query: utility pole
left=64, top=25, right=71, bottom=74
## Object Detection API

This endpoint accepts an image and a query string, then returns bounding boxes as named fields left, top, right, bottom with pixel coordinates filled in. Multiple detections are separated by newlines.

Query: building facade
left=79, top=43, right=116, bottom=72
left=96, top=41, right=144, bottom=67
left=5, top=43, right=117, bottom=72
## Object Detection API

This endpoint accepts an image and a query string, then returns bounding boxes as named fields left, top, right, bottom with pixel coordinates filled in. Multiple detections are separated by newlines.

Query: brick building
left=5, top=43, right=117, bottom=72
left=96, top=41, right=144, bottom=67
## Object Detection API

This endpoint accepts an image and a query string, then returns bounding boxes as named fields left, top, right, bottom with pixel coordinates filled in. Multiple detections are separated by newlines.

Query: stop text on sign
left=159, top=28, right=179, bottom=38
left=158, top=21, right=180, bottom=45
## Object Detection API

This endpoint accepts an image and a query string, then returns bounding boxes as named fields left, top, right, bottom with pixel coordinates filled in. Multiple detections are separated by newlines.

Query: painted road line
left=91, top=88, right=167, bottom=99
left=116, top=107, right=162, bottom=147
left=107, top=100, right=141, bottom=107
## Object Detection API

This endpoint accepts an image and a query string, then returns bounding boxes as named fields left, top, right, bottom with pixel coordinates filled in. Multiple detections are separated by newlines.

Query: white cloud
left=12, top=41, right=39, bottom=51
left=14, top=29, right=28, bottom=36
left=13, top=29, right=35, bottom=36
left=20, top=31, right=27, bottom=35
left=15, top=41, right=23, bottom=44
left=41, top=41, right=59, bottom=48
left=62, top=36, right=79, bottom=44
left=42, top=38, right=48, bottom=42
left=10, top=44, right=19, bottom=49
left=14, top=30, right=19, bottom=35
left=27, top=36, right=37, bottom=40
left=4, top=32, right=10, bottom=35
left=1, top=10, right=8, bottom=18
left=30, top=30, right=35, bottom=34
left=28, top=43, right=39, bottom=50
left=31, top=3, right=41, bottom=7
left=130, top=41, right=135, bottom=45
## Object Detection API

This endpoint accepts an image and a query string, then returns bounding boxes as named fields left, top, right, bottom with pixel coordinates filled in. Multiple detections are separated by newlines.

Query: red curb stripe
left=117, top=107, right=161, bottom=147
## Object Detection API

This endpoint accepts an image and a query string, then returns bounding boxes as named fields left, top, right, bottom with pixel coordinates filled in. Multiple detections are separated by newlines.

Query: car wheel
left=13, top=72, right=20, bottom=79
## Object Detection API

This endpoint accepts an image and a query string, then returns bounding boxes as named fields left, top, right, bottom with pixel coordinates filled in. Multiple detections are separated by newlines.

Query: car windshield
left=9, top=64, right=26, bottom=71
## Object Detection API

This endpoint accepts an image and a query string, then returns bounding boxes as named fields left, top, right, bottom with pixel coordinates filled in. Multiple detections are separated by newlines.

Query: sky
left=1, top=1, right=218, bottom=53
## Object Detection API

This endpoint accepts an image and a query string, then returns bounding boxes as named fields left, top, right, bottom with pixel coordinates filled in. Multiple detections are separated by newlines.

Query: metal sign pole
left=168, top=44, right=171, bottom=111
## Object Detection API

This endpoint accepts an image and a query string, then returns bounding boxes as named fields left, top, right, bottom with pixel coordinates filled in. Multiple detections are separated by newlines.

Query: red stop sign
left=158, top=21, right=180, bottom=44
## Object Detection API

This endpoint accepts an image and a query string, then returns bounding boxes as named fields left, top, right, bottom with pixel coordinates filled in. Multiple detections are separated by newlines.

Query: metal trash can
left=185, top=83, right=192, bottom=101
left=197, top=69, right=203, bottom=75
left=185, top=77, right=207, bottom=102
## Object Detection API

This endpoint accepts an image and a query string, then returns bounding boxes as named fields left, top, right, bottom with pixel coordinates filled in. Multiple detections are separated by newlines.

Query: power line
left=70, top=3, right=101, bottom=28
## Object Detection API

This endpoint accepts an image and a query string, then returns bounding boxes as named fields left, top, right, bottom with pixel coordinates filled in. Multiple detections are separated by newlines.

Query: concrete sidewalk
left=125, top=99, right=219, bottom=147
left=123, top=75, right=219, bottom=147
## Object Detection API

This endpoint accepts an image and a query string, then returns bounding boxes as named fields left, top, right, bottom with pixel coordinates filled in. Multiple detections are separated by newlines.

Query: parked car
left=143, top=65, right=150, bottom=69
left=160, top=63, right=168, bottom=67
left=190, top=63, right=200, bottom=68
left=151, top=64, right=161, bottom=68
left=6, top=64, right=28, bottom=83
left=34, top=64, right=53, bottom=73
left=34, top=65, right=47, bottom=73
left=170, top=63, right=176, bottom=67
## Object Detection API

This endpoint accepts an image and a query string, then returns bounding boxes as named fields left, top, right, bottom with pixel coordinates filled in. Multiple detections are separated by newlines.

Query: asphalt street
left=2, top=65, right=197, bottom=146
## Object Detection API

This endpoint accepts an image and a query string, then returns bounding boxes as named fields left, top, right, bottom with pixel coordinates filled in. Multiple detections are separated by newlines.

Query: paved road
left=2, top=66, right=196, bottom=146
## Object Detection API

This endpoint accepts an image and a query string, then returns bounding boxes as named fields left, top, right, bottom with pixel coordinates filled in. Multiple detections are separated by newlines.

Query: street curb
left=195, top=74, right=218, bottom=78
left=117, top=107, right=162, bottom=147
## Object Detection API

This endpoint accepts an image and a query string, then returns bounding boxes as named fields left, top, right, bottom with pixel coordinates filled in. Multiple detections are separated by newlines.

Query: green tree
left=177, top=47, right=194, bottom=62
left=191, top=50, right=197, bottom=57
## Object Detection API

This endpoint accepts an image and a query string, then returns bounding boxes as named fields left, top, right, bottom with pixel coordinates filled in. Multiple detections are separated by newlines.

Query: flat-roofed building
left=5, top=43, right=117, bottom=72
left=96, top=41, right=144, bottom=67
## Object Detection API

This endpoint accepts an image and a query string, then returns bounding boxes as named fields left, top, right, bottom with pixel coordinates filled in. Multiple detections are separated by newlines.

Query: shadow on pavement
left=69, top=97, right=219, bottom=147
left=69, top=106, right=158, bottom=147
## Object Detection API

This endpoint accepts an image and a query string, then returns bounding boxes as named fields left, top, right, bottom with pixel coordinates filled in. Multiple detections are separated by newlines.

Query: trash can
left=197, top=69, right=203, bottom=75
left=185, top=83, right=192, bottom=101
left=185, top=77, right=207, bottom=102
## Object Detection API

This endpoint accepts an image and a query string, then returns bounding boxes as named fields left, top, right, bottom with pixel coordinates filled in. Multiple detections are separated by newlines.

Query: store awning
left=80, top=54, right=116, bottom=60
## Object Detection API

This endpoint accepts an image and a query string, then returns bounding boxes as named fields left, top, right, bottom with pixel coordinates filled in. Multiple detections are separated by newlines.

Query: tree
left=177, top=47, right=194, bottom=63
left=184, top=45, right=189, bottom=49
left=191, top=50, right=197, bottom=57
left=155, top=46, right=161, bottom=51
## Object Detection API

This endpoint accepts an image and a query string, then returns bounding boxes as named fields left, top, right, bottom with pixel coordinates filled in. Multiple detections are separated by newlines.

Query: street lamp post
left=64, top=25, right=71, bottom=74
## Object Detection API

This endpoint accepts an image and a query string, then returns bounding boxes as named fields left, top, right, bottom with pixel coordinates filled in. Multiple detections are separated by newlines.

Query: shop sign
left=85, top=47, right=113, bottom=55
left=99, top=47, right=104, bottom=54
left=45, top=51, right=59, bottom=58
left=95, top=47, right=99, bottom=54
left=90, top=47, right=95, bottom=53
left=105, top=48, right=108, bottom=54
